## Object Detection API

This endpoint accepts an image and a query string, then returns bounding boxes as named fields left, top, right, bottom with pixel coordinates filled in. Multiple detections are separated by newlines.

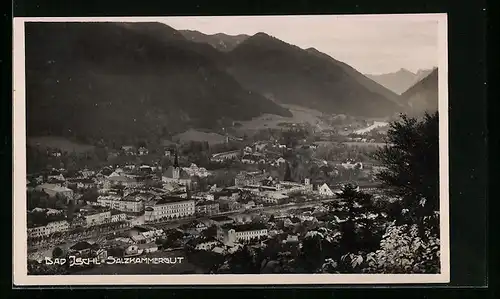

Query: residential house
left=195, top=201, right=220, bottom=216
left=209, top=215, right=234, bottom=227
left=219, top=223, right=268, bottom=245
left=122, top=146, right=136, bottom=156
left=138, top=147, right=149, bottom=156
left=69, top=241, right=96, bottom=257
left=162, top=153, right=191, bottom=186
left=111, top=210, right=127, bottom=223
left=275, top=157, right=286, bottom=166
left=217, top=198, right=242, bottom=212
left=66, top=178, right=95, bottom=190
left=182, top=163, right=211, bottom=178
left=35, top=184, right=74, bottom=203
left=27, top=220, right=69, bottom=239
left=138, top=243, right=158, bottom=253
left=279, top=179, right=313, bottom=194
left=234, top=171, right=267, bottom=187
left=340, top=161, right=363, bottom=170
left=210, top=150, right=240, bottom=162
left=82, top=209, right=112, bottom=227
left=230, top=214, right=254, bottom=224
left=81, top=168, right=96, bottom=178
left=95, top=193, right=145, bottom=214
left=318, top=183, right=335, bottom=197
left=243, top=146, right=253, bottom=153
left=260, top=191, right=288, bottom=204
left=189, top=237, right=222, bottom=251
left=104, top=174, right=138, bottom=189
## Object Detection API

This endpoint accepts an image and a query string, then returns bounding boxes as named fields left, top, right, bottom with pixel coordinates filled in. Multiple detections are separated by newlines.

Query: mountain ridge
left=366, top=68, right=436, bottom=95
left=225, top=32, right=404, bottom=117
left=25, top=22, right=291, bottom=144
left=400, top=68, right=439, bottom=115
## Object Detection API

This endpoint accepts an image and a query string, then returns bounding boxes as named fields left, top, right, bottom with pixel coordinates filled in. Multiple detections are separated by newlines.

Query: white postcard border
left=12, top=14, right=450, bottom=286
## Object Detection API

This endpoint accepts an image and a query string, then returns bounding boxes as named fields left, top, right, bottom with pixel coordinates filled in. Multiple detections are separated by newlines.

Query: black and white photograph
left=13, top=14, right=449, bottom=285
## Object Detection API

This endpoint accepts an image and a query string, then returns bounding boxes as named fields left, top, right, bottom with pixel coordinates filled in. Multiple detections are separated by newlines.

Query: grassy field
left=315, top=141, right=386, bottom=148
left=234, top=104, right=333, bottom=132
left=173, top=129, right=227, bottom=146
left=27, top=136, right=95, bottom=153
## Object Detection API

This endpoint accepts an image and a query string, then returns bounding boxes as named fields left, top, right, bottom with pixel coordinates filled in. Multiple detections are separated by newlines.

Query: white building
left=210, top=150, right=240, bottom=162
left=192, top=238, right=221, bottom=251
left=144, top=197, right=195, bottom=223
left=96, top=195, right=144, bottom=214
left=220, top=224, right=268, bottom=244
left=111, top=212, right=127, bottom=223
left=83, top=210, right=112, bottom=227
left=182, top=164, right=211, bottom=178
left=318, top=183, right=335, bottom=196
left=279, top=179, right=313, bottom=194
left=27, top=220, right=69, bottom=238
left=260, top=191, right=288, bottom=204
left=275, top=157, right=286, bottom=165
left=35, top=184, right=74, bottom=202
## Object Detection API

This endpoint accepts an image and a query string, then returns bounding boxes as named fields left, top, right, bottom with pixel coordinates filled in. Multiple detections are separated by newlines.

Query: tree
left=52, top=247, right=64, bottom=258
left=336, top=184, right=379, bottom=255
left=374, top=112, right=439, bottom=230
left=66, top=199, right=76, bottom=221
left=283, top=161, right=292, bottom=182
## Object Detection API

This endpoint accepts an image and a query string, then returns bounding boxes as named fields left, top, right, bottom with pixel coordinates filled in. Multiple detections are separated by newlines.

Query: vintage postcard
left=13, top=14, right=449, bottom=286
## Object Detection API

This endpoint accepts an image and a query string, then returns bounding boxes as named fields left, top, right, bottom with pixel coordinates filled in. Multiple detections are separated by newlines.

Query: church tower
left=172, top=151, right=180, bottom=180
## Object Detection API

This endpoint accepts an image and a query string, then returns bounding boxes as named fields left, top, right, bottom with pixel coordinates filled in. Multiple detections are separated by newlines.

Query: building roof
left=196, top=201, right=219, bottom=207
left=155, top=196, right=194, bottom=205
left=212, top=150, right=240, bottom=158
left=210, top=215, right=234, bottom=222
left=163, top=166, right=191, bottom=180
left=70, top=241, right=93, bottom=251
left=110, top=209, right=125, bottom=215
left=108, top=175, right=136, bottom=183
left=37, top=184, right=73, bottom=193
left=225, top=223, right=267, bottom=232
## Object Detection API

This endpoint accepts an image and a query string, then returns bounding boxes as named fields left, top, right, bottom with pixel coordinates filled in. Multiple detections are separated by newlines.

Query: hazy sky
left=160, top=14, right=440, bottom=75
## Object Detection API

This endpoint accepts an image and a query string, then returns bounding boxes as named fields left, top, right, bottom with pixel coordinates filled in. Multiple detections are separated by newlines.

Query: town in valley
left=26, top=119, right=395, bottom=275
left=23, top=19, right=441, bottom=276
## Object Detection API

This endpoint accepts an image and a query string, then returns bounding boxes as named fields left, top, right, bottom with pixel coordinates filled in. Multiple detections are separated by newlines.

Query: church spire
left=173, top=150, right=179, bottom=168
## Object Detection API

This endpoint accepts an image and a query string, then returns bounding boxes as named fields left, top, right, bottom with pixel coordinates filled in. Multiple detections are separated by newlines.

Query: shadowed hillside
left=400, top=68, right=439, bottom=115
left=25, top=22, right=291, bottom=144
left=225, top=32, right=404, bottom=118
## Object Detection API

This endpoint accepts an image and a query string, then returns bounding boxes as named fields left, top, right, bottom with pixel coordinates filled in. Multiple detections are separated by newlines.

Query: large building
left=144, top=196, right=195, bottom=223
left=219, top=223, right=268, bottom=244
left=95, top=193, right=145, bottom=213
left=279, top=179, right=313, bottom=194
left=210, top=150, right=240, bottom=162
left=82, top=210, right=112, bottom=227
left=195, top=201, right=220, bottom=216
left=35, top=184, right=74, bottom=202
left=234, top=171, right=268, bottom=187
left=161, top=153, right=192, bottom=186
left=318, top=183, right=335, bottom=197
left=182, top=163, right=211, bottom=178
left=27, top=220, right=69, bottom=239
left=103, top=174, right=139, bottom=189
left=260, top=191, right=289, bottom=204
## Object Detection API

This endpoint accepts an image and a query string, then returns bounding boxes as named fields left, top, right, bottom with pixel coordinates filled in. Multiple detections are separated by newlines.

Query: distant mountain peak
left=179, top=30, right=249, bottom=52
left=397, top=68, right=415, bottom=75
left=253, top=32, right=271, bottom=38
